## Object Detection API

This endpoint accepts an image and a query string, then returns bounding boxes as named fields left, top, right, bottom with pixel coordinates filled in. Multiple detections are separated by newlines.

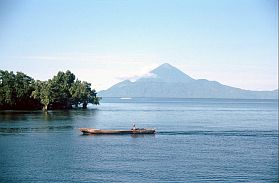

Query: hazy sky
left=0, top=0, right=278, bottom=91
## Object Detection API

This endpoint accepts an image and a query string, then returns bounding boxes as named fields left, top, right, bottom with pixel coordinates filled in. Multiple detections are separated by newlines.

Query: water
left=0, top=98, right=278, bottom=182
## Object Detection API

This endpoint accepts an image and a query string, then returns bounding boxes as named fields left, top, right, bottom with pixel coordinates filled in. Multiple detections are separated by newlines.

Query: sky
left=0, top=0, right=278, bottom=91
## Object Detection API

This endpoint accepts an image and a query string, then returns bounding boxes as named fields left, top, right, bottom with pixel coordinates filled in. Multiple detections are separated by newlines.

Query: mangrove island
left=0, top=70, right=100, bottom=110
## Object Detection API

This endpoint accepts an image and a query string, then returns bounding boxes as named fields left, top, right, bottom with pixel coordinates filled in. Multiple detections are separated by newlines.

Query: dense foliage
left=0, top=70, right=100, bottom=110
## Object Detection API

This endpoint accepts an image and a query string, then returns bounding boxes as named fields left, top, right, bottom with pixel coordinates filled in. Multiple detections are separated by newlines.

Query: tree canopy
left=0, top=70, right=100, bottom=110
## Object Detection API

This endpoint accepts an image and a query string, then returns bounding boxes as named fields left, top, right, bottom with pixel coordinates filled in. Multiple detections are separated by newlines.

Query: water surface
left=0, top=98, right=278, bottom=182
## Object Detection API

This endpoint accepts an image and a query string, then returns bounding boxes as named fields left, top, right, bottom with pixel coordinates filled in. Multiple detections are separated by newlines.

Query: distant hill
left=98, top=63, right=278, bottom=99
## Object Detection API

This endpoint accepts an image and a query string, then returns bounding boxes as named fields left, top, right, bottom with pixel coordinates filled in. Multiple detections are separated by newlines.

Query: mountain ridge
left=98, top=63, right=278, bottom=99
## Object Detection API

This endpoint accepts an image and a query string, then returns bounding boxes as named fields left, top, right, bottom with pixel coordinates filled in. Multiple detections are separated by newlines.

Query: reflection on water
left=0, top=125, right=74, bottom=134
left=0, top=111, right=32, bottom=121
left=0, top=109, right=99, bottom=135
left=80, top=133, right=156, bottom=138
left=130, top=133, right=156, bottom=138
left=0, top=109, right=99, bottom=122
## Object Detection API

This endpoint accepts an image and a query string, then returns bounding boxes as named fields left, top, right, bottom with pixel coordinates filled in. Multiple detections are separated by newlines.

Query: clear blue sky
left=0, top=0, right=278, bottom=91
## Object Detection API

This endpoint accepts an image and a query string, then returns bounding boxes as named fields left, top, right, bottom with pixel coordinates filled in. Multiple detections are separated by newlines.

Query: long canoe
left=80, top=128, right=156, bottom=135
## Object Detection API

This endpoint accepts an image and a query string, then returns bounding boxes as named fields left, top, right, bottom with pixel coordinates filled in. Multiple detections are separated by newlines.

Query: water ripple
left=0, top=126, right=73, bottom=133
left=158, top=130, right=278, bottom=137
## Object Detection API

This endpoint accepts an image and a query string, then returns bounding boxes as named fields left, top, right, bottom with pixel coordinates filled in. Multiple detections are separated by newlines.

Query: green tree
left=0, top=70, right=16, bottom=108
left=70, top=80, right=100, bottom=108
left=0, top=70, right=39, bottom=109
left=14, top=72, right=37, bottom=108
left=50, top=70, right=75, bottom=109
left=70, top=79, right=83, bottom=107
left=31, top=80, right=52, bottom=110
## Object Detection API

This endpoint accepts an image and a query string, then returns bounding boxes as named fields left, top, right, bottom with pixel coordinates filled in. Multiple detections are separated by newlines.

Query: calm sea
left=0, top=98, right=278, bottom=182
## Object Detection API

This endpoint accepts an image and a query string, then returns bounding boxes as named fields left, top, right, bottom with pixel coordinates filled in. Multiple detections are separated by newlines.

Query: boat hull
left=79, top=128, right=156, bottom=135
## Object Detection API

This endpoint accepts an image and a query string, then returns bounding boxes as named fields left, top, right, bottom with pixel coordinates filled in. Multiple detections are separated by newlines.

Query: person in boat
left=132, top=123, right=136, bottom=130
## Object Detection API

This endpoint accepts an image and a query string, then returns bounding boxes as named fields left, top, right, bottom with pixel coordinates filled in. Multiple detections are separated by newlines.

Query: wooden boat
left=79, top=128, right=156, bottom=135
